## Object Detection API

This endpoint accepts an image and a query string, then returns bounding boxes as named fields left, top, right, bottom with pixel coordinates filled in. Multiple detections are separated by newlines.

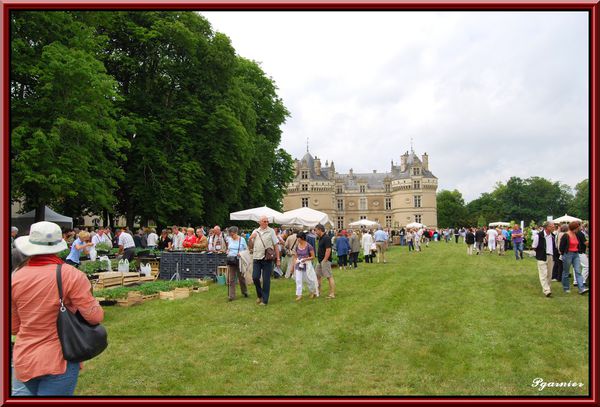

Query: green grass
left=76, top=243, right=589, bottom=396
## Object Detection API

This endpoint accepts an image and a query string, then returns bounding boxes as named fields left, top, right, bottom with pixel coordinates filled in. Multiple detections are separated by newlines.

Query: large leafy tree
left=10, top=11, right=129, bottom=221
left=569, top=179, right=589, bottom=220
left=436, top=189, right=467, bottom=228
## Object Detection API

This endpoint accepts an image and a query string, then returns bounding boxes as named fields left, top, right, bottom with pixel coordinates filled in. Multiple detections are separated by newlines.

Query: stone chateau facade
left=283, top=149, right=438, bottom=229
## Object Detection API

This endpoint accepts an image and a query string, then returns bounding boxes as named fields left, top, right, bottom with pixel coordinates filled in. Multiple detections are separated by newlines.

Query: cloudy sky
left=202, top=11, right=588, bottom=202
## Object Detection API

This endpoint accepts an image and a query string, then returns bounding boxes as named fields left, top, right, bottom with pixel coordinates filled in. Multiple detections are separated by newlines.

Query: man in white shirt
left=171, top=226, right=185, bottom=250
left=91, top=228, right=112, bottom=248
left=117, top=227, right=136, bottom=261
left=248, top=216, right=281, bottom=306
left=146, top=228, right=159, bottom=249
left=486, top=227, right=498, bottom=254
left=209, top=225, right=227, bottom=252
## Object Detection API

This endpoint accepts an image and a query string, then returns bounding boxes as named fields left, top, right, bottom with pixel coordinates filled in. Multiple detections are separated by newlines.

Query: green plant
left=95, top=242, right=112, bottom=253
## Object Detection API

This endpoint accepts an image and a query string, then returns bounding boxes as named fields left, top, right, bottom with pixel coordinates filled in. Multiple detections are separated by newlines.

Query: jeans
left=562, top=252, right=584, bottom=292
left=400, top=236, right=406, bottom=246
left=338, top=254, right=348, bottom=267
left=349, top=252, right=359, bottom=268
left=12, top=361, right=79, bottom=396
left=513, top=241, right=523, bottom=260
left=65, top=259, right=79, bottom=268
left=408, top=241, right=414, bottom=251
left=252, top=259, right=273, bottom=304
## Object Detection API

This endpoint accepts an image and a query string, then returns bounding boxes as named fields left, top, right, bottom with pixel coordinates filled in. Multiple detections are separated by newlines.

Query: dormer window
left=413, top=167, right=421, bottom=176
left=359, top=185, right=366, bottom=193
left=301, top=170, right=309, bottom=179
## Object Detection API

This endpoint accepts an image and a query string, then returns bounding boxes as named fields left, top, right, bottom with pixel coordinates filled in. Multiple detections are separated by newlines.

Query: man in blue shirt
left=373, top=227, right=388, bottom=264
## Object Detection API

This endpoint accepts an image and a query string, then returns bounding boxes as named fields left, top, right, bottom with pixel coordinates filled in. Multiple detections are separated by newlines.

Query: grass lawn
left=76, top=242, right=589, bottom=396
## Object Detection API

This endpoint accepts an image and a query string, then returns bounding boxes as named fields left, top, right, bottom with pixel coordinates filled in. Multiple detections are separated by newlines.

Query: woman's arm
left=68, top=269, right=104, bottom=325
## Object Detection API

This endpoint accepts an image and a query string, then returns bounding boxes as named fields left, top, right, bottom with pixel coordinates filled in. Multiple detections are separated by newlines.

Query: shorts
left=316, top=261, right=333, bottom=278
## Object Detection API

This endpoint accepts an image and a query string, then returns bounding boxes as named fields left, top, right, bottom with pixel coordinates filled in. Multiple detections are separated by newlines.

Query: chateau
left=283, top=149, right=438, bottom=229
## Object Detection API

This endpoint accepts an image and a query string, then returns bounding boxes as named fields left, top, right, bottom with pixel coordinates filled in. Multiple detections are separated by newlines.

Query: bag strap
left=55, top=264, right=66, bottom=310
left=257, top=230, right=271, bottom=249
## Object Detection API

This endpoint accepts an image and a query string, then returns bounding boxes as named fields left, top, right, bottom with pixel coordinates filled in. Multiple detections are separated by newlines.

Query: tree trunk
left=34, top=202, right=46, bottom=222
left=102, top=208, right=109, bottom=228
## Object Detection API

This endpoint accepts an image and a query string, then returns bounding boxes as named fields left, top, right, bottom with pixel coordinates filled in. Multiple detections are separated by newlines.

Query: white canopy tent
left=489, top=222, right=511, bottom=227
left=11, top=206, right=73, bottom=235
left=406, top=222, right=426, bottom=229
left=348, top=219, right=379, bottom=228
left=275, top=207, right=332, bottom=227
left=229, top=206, right=283, bottom=223
left=552, top=214, right=582, bottom=224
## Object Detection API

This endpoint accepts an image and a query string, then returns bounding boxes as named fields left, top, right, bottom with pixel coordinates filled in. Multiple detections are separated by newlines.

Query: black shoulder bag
left=56, top=264, right=108, bottom=362
left=258, top=231, right=276, bottom=262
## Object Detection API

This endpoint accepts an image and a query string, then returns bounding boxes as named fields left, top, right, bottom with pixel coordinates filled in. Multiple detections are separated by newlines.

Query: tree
left=569, top=179, right=589, bottom=220
left=436, top=189, right=467, bottom=228
left=10, top=11, right=129, bottom=221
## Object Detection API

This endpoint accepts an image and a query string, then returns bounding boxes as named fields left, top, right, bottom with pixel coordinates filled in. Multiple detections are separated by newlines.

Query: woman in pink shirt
left=12, top=221, right=104, bottom=396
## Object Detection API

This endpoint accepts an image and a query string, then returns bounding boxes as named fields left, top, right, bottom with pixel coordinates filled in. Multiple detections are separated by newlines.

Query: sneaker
left=258, top=302, right=267, bottom=306
left=551, top=279, right=559, bottom=282
left=295, top=296, right=302, bottom=301
left=228, top=298, right=234, bottom=302
left=243, top=293, right=249, bottom=298
left=256, top=297, right=263, bottom=304
left=545, top=292, right=552, bottom=298
left=564, top=290, right=571, bottom=294
left=580, top=288, right=589, bottom=295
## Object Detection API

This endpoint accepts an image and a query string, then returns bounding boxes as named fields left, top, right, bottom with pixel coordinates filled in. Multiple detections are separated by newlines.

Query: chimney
left=400, top=152, right=408, bottom=172
left=294, top=160, right=300, bottom=176
left=314, top=156, right=321, bottom=176
left=349, top=168, right=354, bottom=178
left=422, top=153, right=429, bottom=171
left=373, top=170, right=377, bottom=174
left=329, top=161, right=335, bottom=179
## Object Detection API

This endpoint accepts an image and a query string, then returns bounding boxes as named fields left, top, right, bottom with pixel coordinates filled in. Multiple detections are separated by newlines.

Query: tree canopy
left=11, top=11, right=293, bottom=227
left=436, top=176, right=588, bottom=227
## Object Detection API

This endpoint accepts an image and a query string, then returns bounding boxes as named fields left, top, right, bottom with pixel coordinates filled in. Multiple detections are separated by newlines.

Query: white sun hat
left=14, top=221, right=68, bottom=256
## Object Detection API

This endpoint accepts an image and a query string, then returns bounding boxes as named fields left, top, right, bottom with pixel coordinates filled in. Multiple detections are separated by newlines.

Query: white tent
left=229, top=206, right=283, bottom=223
left=406, top=222, right=426, bottom=229
left=489, top=222, right=511, bottom=227
left=275, top=207, right=332, bottom=227
left=348, top=219, right=379, bottom=228
left=11, top=206, right=73, bottom=235
left=552, top=214, right=582, bottom=224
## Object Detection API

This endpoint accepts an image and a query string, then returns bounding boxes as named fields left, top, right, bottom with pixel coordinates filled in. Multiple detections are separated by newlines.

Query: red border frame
left=1, top=1, right=597, bottom=405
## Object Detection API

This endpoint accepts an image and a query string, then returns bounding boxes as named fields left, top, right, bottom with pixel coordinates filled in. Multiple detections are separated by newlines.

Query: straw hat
left=14, top=221, right=68, bottom=256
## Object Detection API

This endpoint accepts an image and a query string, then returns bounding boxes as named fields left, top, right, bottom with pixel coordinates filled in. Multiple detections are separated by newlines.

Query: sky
left=201, top=11, right=589, bottom=202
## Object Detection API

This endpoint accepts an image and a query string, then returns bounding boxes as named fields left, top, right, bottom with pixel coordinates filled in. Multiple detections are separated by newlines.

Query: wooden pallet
left=192, top=286, right=209, bottom=293
left=122, top=272, right=141, bottom=286
left=116, top=291, right=143, bottom=307
left=159, top=287, right=191, bottom=300
left=141, top=293, right=159, bottom=303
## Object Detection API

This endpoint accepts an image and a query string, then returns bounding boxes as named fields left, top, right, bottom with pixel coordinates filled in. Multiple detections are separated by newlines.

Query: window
left=337, top=199, right=344, bottom=211
left=360, top=215, right=367, bottom=220
left=385, top=197, right=392, bottom=210
left=336, top=185, right=343, bottom=194
left=359, top=198, right=367, bottom=210
left=385, top=183, right=391, bottom=193
left=301, top=184, right=308, bottom=191
left=413, top=167, right=421, bottom=176
left=386, top=215, right=392, bottom=228
left=414, top=195, right=422, bottom=208
left=359, top=185, right=366, bottom=193
left=301, top=198, right=309, bottom=207
left=413, top=180, right=420, bottom=189
left=337, top=217, right=344, bottom=229
left=301, top=170, right=309, bottom=180
left=415, top=214, right=422, bottom=223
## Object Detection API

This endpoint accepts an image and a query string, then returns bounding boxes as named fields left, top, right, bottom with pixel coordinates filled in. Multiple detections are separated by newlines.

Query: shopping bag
left=305, top=262, right=319, bottom=296
left=118, top=259, right=129, bottom=273
left=99, top=256, right=111, bottom=272
left=89, top=246, right=97, bottom=262
left=140, top=263, right=151, bottom=277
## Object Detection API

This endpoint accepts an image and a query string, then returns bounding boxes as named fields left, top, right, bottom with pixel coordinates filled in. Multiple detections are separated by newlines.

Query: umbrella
left=552, top=214, right=582, bottom=224
left=348, top=219, right=379, bottom=228
left=489, top=222, right=511, bottom=227
left=229, top=206, right=283, bottom=223
left=274, top=207, right=332, bottom=227
left=406, top=222, right=426, bottom=229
